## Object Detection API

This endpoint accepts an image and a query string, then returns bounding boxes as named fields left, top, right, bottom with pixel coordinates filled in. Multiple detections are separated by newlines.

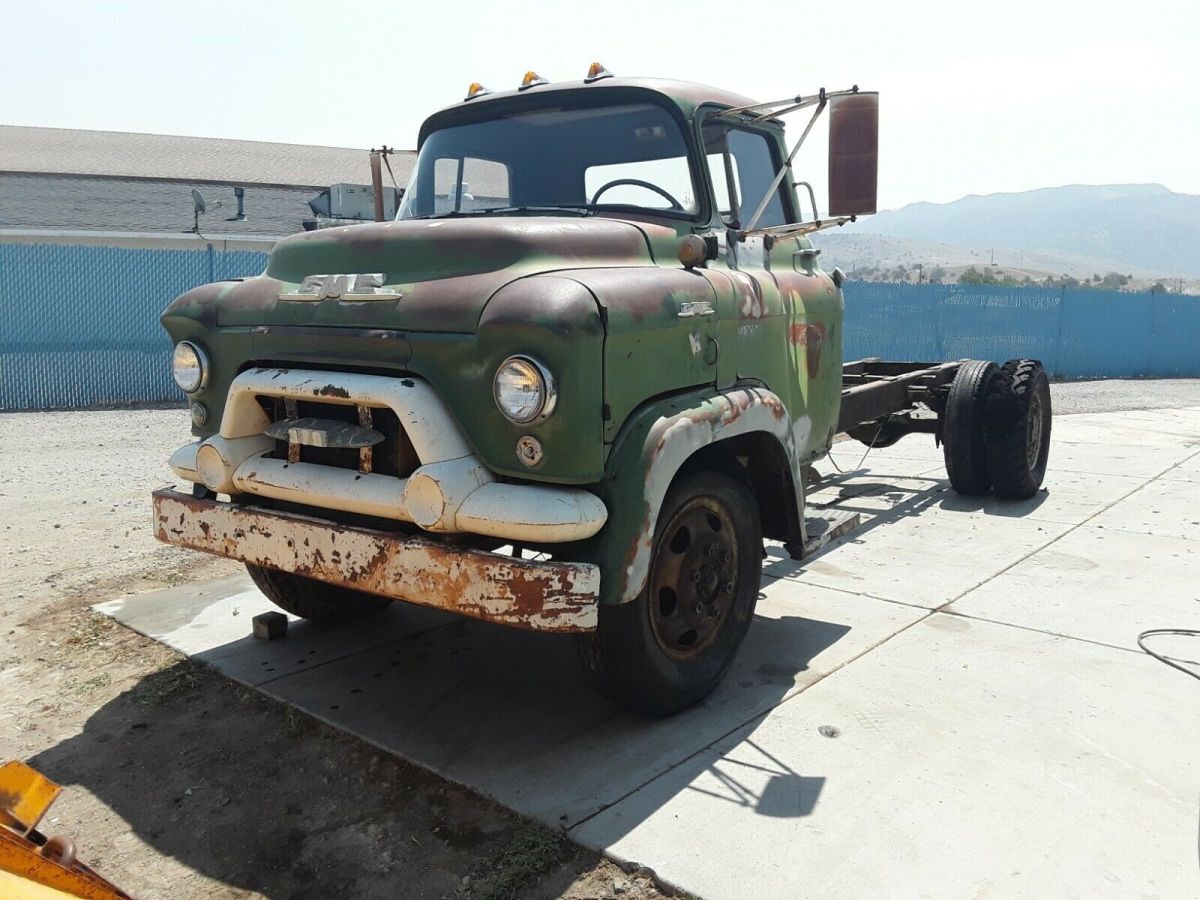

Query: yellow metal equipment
left=0, top=761, right=132, bottom=899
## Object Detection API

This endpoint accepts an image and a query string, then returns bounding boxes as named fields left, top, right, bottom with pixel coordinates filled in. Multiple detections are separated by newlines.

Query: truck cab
left=154, top=70, right=882, bottom=715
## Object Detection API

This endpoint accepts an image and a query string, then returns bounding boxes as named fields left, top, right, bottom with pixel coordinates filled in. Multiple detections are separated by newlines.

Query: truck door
left=699, top=123, right=790, bottom=392
left=699, top=119, right=840, bottom=459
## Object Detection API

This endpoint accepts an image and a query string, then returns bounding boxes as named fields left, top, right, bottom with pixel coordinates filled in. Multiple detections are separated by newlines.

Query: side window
left=434, top=157, right=511, bottom=213
left=703, top=125, right=789, bottom=229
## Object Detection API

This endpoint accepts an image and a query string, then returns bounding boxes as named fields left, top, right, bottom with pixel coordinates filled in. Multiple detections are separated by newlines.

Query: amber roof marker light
left=464, top=82, right=491, bottom=101
left=584, top=62, right=613, bottom=83
left=519, top=71, right=549, bottom=90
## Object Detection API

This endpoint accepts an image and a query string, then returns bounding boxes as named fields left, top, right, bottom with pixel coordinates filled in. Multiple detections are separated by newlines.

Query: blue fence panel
left=1, top=242, right=1198, bottom=411
left=1147, top=293, right=1200, bottom=377
left=0, top=244, right=268, bottom=409
left=843, top=282, right=1067, bottom=367
left=844, top=281, right=1199, bottom=379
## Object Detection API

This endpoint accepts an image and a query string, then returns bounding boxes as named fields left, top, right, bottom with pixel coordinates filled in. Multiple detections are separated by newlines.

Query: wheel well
left=675, top=432, right=802, bottom=545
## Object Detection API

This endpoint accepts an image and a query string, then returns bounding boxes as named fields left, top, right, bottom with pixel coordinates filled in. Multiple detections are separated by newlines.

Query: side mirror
left=827, top=92, right=879, bottom=217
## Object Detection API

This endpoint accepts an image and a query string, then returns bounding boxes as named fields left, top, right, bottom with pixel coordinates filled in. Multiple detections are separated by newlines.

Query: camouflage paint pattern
left=159, top=77, right=848, bottom=608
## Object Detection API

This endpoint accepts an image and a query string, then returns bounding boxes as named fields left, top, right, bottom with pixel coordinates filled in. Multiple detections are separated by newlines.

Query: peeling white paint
left=167, top=367, right=607, bottom=544
left=153, top=490, right=600, bottom=632
left=621, top=388, right=809, bottom=602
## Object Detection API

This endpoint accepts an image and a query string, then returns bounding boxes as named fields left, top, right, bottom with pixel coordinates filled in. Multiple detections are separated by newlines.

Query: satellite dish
left=191, top=189, right=207, bottom=215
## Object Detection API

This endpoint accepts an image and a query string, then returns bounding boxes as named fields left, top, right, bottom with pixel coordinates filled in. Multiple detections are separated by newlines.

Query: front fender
left=593, top=386, right=809, bottom=604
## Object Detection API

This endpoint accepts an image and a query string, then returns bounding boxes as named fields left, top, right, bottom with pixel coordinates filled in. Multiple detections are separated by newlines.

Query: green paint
left=159, top=77, right=848, bottom=603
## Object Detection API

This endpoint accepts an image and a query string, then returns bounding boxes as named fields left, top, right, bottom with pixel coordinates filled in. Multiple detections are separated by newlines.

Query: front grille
left=258, top=396, right=419, bottom=478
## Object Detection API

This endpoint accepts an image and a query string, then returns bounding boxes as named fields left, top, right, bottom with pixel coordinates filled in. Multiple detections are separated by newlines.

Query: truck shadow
left=31, top=599, right=847, bottom=897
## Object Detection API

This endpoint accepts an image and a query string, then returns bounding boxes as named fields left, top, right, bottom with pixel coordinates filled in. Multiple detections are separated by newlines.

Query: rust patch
left=315, top=384, right=352, bottom=399
left=151, top=489, right=598, bottom=632
left=789, top=322, right=826, bottom=378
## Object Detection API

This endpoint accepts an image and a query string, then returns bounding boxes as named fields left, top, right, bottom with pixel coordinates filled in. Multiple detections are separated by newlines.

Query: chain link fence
left=2, top=243, right=1197, bottom=410
left=843, top=282, right=1200, bottom=378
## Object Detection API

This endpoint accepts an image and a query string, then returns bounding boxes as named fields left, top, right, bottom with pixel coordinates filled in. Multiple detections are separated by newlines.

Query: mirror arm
left=793, top=181, right=819, bottom=223
left=742, top=215, right=857, bottom=245
left=713, top=85, right=860, bottom=121
left=740, top=95, right=826, bottom=238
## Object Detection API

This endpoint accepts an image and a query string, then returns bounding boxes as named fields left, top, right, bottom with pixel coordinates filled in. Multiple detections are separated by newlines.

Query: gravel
left=1050, top=378, right=1200, bottom=415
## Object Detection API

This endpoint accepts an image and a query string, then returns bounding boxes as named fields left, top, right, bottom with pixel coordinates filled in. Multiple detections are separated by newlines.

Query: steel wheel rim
left=1026, top=391, right=1045, bottom=469
left=648, top=498, right=739, bottom=661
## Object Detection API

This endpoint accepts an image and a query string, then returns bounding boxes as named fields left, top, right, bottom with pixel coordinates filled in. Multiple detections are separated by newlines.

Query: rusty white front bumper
left=170, top=368, right=608, bottom=544
left=152, top=489, right=600, bottom=632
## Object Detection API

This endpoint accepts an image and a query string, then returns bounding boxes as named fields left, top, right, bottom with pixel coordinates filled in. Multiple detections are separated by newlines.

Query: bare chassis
left=837, top=357, right=963, bottom=444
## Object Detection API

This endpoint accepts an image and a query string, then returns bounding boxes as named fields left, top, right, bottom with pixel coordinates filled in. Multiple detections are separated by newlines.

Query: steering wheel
left=590, top=178, right=685, bottom=210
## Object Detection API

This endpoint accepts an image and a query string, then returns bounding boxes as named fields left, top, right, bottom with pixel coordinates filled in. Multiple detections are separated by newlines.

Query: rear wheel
left=986, top=359, right=1052, bottom=499
left=576, top=471, right=762, bottom=717
left=246, top=564, right=391, bottom=623
left=942, top=359, right=999, bottom=495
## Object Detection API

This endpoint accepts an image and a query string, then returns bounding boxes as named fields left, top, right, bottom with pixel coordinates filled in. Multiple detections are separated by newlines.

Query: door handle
left=705, top=337, right=719, bottom=366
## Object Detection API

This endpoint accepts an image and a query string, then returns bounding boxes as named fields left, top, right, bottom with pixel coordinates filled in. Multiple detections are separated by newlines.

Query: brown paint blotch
left=789, top=323, right=827, bottom=378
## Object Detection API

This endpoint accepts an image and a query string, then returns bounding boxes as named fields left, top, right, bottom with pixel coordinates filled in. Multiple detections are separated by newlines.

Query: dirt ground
left=0, top=408, right=671, bottom=900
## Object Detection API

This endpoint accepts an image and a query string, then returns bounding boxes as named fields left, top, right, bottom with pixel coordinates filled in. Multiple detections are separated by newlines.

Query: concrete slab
left=95, top=574, right=459, bottom=686
left=99, top=572, right=924, bottom=827
left=813, top=467, right=1146, bottom=529
left=764, top=499, right=1071, bottom=609
left=1084, top=473, right=1200, bottom=537
left=1031, top=438, right=1195, bottom=479
left=828, top=408, right=1199, bottom=477
left=1060, top=408, right=1200, bottom=440
left=1159, top=448, right=1200, bottom=483
left=948, top=526, right=1200, bottom=651
left=572, top=615, right=1200, bottom=900
left=1050, top=418, right=1199, bottom=448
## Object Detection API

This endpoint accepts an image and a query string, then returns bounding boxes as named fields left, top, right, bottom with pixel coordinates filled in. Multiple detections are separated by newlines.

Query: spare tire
left=942, top=359, right=999, bottom=495
left=986, top=359, right=1052, bottom=499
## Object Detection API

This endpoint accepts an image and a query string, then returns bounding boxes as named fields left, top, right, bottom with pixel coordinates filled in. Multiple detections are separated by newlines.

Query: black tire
left=986, top=359, right=1052, bottom=499
left=942, top=359, right=999, bottom=495
left=576, top=471, right=762, bottom=717
left=246, top=564, right=391, bottom=623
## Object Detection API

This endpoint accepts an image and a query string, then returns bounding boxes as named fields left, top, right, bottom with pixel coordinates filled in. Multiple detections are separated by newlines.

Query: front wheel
left=246, top=564, right=391, bottom=623
left=576, top=471, right=762, bottom=717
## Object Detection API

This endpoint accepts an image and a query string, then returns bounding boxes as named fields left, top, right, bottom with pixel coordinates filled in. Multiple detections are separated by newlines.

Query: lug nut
left=690, top=570, right=701, bottom=582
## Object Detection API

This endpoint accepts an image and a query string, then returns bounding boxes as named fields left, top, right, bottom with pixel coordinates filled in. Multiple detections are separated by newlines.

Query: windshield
left=398, top=100, right=700, bottom=220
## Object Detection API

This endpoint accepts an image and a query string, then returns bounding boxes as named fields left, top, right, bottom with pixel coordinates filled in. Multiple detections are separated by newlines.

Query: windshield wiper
left=403, top=205, right=594, bottom=221
left=473, top=205, right=594, bottom=217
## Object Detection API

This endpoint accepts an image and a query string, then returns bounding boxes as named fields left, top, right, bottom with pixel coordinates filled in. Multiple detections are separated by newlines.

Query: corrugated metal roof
left=0, top=125, right=416, bottom=188
left=1, top=173, right=322, bottom=237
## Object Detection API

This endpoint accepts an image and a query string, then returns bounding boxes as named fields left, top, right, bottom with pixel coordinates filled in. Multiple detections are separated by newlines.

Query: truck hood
left=216, top=216, right=656, bottom=332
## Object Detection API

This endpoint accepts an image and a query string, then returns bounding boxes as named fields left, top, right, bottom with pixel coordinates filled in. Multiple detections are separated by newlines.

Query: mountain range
left=818, top=183, right=1200, bottom=278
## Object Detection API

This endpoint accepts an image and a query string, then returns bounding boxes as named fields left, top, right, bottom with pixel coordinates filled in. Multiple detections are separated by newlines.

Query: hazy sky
left=3, top=0, right=1196, bottom=210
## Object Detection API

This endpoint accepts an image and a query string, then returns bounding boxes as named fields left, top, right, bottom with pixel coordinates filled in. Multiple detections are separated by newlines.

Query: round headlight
left=172, top=342, right=208, bottom=393
left=493, top=356, right=555, bottom=424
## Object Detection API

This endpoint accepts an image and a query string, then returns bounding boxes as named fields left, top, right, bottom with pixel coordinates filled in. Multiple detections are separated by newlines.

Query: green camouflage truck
left=154, top=68, right=1051, bottom=715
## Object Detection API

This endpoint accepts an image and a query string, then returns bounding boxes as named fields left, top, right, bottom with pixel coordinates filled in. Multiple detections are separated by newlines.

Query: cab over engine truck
left=154, top=68, right=1052, bottom=716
